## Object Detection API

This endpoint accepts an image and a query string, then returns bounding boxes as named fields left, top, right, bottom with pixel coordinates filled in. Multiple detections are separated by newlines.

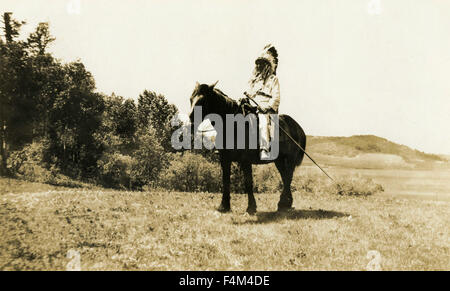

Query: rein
left=245, top=97, right=336, bottom=182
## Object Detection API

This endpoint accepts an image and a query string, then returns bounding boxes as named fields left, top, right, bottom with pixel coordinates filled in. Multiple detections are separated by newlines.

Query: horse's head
left=188, top=80, right=218, bottom=123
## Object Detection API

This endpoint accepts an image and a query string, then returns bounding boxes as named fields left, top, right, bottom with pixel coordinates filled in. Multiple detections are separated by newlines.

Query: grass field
left=1, top=174, right=449, bottom=270
left=300, top=165, right=450, bottom=201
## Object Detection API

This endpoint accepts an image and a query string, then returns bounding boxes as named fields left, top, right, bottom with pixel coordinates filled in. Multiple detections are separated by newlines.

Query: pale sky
left=2, top=0, right=450, bottom=154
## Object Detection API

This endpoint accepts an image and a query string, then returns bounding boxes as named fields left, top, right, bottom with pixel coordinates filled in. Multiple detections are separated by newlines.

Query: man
left=244, top=44, right=280, bottom=160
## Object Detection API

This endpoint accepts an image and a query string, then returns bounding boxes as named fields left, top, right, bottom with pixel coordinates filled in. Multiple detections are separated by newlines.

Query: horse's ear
left=195, top=81, right=200, bottom=87
left=210, top=80, right=219, bottom=89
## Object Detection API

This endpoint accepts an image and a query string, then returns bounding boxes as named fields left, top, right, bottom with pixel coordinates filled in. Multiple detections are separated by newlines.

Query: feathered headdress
left=255, top=44, right=278, bottom=74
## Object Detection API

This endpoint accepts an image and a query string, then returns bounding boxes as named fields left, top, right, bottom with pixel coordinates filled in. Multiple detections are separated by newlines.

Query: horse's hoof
left=277, top=206, right=294, bottom=212
left=246, top=207, right=257, bottom=215
left=218, top=204, right=231, bottom=213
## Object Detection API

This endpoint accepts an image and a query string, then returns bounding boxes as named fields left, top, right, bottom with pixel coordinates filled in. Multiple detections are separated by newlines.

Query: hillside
left=305, top=135, right=447, bottom=169
left=440, top=154, right=450, bottom=162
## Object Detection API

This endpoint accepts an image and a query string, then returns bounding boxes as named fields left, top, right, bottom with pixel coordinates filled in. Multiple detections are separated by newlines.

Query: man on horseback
left=186, top=45, right=307, bottom=212
left=243, top=44, right=280, bottom=160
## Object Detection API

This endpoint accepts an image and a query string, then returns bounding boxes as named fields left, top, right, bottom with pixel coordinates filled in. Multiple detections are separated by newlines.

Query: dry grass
left=1, top=177, right=449, bottom=270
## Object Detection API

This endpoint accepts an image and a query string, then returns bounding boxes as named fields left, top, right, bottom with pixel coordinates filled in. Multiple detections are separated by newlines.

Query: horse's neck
left=211, top=90, right=239, bottom=116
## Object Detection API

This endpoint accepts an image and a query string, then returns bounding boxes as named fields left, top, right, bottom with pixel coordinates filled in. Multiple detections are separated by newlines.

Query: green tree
left=27, top=22, right=55, bottom=55
left=25, top=22, right=61, bottom=138
left=137, top=90, right=178, bottom=151
left=46, top=61, right=104, bottom=177
left=116, top=98, right=137, bottom=140
left=132, top=124, right=169, bottom=187
left=100, top=93, right=137, bottom=153
left=0, top=12, right=33, bottom=175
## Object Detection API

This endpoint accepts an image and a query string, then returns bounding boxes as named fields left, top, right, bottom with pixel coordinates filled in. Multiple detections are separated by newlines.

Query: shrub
left=157, top=152, right=283, bottom=193
left=97, top=152, right=138, bottom=189
left=8, top=141, right=46, bottom=176
left=333, top=175, right=384, bottom=196
left=158, top=152, right=222, bottom=192
left=157, top=152, right=383, bottom=196
left=96, top=124, right=172, bottom=190
left=292, top=171, right=383, bottom=196
left=131, top=126, right=169, bottom=188
left=253, top=164, right=282, bottom=193
left=7, top=141, right=86, bottom=188
left=158, top=152, right=282, bottom=193
left=292, top=172, right=327, bottom=194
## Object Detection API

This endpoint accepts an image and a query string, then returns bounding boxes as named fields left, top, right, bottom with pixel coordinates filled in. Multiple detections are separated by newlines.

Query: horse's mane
left=211, top=87, right=241, bottom=115
left=193, top=83, right=239, bottom=114
left=192, top=83, right=241, bottom=114
left=212, top=88, right=238, bottom=106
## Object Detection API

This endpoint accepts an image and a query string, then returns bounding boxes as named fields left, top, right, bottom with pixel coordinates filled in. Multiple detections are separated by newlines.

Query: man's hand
left=238, top=97, right=248, bottom=106
left=256, top=90, right=271, bottom=98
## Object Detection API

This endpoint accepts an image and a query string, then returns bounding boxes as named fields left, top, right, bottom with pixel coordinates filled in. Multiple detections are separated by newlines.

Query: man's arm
left=256, top=77, right=280, bottom=113
left=266, top=77, right=280, bottom=112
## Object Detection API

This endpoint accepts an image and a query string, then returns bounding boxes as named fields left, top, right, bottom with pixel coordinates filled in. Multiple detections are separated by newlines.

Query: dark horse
left=189, top=82, right=306, bottom=214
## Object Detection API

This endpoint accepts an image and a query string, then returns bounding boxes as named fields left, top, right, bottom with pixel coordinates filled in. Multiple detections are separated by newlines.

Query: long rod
left=246, top=97, right=335, bottom=182
left=276, top=122, right=335, bottom=182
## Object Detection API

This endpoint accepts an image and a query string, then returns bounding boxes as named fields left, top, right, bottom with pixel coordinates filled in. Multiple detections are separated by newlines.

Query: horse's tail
left=278, top=114, right=307, bottom=166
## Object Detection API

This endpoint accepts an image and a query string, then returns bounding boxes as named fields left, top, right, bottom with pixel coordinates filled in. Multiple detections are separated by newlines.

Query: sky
left=2, top=0, right=450, bottom=154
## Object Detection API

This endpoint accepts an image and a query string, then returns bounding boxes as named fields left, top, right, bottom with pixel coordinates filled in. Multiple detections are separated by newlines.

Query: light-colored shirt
left=246, top=74, right=280, bottom=112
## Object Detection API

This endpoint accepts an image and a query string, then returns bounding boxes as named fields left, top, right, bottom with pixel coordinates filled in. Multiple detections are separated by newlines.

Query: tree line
left=0, top=12, right=178, bottom=189
left=0, top=12, right=384, bottom=196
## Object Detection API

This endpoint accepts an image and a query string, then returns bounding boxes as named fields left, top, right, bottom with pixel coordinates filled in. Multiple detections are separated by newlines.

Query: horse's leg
left=218, top=158, right=231, bottom=213
left=275, top=157, right=295, bottom=211
left=241, top=162, right=256, bottom=215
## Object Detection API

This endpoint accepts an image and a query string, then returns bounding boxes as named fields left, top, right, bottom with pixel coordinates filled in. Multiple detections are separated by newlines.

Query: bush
left=132, top=126, right=170, bottom=187
left=292, top=172, right=326, bottom=194
left=8, top=141, right=46, bottom=176
left=96, top=124, right=172, bottom=190
left=253, top=164, right=282, bottom=193
left=7, top=141, right=86, bottom=188
left=333, top=175, right=384, bottom=196
left=158, top=152, right=222, bottom=192
left=157, top=152, right=284, bottom=193
left=98, top=145, right=383, bottom=196
left=97, top=152, right=138, bottom=189
left=292, top=171, right=383, bottom=196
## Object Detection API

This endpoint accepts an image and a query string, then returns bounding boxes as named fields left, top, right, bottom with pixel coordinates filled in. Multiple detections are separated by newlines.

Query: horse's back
left=278, top=114, right=307, bottom=166
left=278, top=114, right=306, bottom=145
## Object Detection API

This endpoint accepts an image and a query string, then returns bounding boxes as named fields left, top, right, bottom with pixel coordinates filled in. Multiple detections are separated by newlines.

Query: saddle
left=238, top=98, right=275, bottom=151
left=205, top=98, right=276, bottom=153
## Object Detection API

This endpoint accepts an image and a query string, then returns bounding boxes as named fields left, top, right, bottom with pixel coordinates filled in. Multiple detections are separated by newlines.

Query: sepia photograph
left=0, top=0, right=449, bottom=274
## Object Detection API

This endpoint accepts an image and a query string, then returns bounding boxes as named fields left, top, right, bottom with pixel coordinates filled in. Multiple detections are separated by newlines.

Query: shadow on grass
left=239, top=208, right=349, bottom=224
